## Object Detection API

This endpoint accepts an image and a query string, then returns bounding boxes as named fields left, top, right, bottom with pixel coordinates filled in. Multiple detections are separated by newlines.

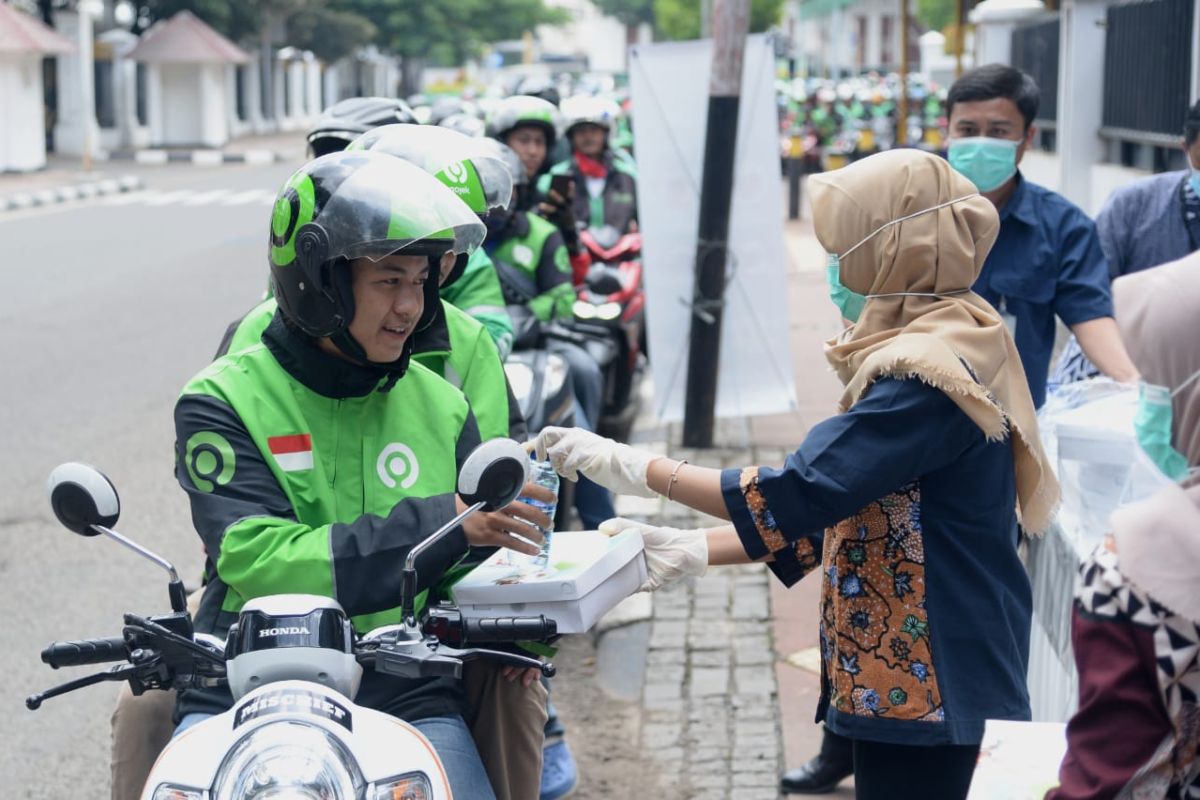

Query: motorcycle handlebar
left=462, top=616, right=557, bottom=644
left=41, top=637, right=127, bottom=669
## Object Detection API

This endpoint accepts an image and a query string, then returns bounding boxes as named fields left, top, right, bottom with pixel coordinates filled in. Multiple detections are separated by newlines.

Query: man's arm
left=1070, top=317, right=1139, bottom=383
left=1053, top=211, right=1139, bottom=383
left=529, top=229, right=578, bottom=322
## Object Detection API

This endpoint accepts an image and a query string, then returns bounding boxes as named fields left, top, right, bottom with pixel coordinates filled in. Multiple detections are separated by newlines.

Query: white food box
left=1054, top=390, right=1138, bottom=465
left=451, top=530, right=647, bottom=634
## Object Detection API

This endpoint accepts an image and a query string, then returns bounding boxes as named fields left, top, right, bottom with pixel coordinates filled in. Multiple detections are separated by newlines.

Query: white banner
left=629, top=35, right=796, bottom=423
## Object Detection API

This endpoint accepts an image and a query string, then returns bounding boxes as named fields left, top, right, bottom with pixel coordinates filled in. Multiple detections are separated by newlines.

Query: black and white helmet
left=306, top=97, right=418, bottom=157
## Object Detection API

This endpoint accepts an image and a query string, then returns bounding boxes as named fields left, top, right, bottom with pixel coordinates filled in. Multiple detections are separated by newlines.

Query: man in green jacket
left=173, top=152, right=552, bottom=799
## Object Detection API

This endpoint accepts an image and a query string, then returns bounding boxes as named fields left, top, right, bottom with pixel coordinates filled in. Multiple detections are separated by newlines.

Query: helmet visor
left=348, top=124, right=513, bottom=214
left=279, top=151, right=486, bottom=265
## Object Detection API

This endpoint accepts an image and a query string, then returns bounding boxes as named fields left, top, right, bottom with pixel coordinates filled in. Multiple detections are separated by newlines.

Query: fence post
left=1057, top=0, right=1107, bottom=214
left=969, top=0, right=1046, bottom=66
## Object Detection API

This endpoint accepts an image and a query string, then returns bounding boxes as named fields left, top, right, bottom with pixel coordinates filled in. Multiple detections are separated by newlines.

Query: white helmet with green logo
left=268, top=150, right=485, bottom=362
left=487, top=95, right=561, bottom=151
left=346, top=124, right=512, bottom=287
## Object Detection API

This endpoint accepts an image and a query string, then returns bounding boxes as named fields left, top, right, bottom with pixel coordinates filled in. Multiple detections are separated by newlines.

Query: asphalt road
left=0, top=159, right=296, bottom=797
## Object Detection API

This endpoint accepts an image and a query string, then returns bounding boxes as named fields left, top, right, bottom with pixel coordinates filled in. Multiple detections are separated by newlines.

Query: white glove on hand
left=529, top=427, right=657, bottom=498
left=599, top=517, right=708, bottom=592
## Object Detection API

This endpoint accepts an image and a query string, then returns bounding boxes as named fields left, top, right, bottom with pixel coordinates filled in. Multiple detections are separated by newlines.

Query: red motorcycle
left=572, top=225, right=647, bottom=441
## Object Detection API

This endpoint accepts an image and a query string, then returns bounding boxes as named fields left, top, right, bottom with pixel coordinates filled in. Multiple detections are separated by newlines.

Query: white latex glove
left=529, top=427, right=656, bottom=498
left=599, top=517, right=708, bottom=592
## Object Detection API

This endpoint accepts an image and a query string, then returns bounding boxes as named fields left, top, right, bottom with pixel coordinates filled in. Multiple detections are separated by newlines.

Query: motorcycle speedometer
left=212, top=720, right=363, bottom=800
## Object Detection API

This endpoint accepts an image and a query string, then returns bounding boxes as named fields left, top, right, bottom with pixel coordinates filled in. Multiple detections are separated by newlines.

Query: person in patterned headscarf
left=529, top=148, right=1060, bottom=800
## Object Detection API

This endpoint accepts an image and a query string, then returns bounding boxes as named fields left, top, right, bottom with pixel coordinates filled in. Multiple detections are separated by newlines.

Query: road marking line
left=141, top=190, right=194, bottom=206
left=221, top=189, right=272, bottom=206
left=104, top=190, right=155, bottom=206
left=181, top=189, right=233, bottom=206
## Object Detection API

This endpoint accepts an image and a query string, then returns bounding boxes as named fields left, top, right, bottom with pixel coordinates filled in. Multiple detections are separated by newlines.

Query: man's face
left=1185, top=136, right=1200, bottom=171
left=345, top=253, right=432, bottom=363
left=948, top=96, right=1035, bottom=166
left=571, top=124, right=607, bottom=158
left=505, top=126, right=547, bottom=179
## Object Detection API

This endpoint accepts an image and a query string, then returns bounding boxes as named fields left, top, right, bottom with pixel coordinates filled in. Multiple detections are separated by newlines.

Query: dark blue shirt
left=722, top=377, right=1031, bottom=746
left=973, top=173, right=1113, bottom=407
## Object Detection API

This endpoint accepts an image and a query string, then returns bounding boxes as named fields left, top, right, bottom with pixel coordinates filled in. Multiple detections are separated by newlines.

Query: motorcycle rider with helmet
left=171, top=151, right=554, bottom=799
left=538, top=95, right=639, bottom=237
left=219, top=125, right=525, bottom=444
left=310, top=100, right=515, bottom=360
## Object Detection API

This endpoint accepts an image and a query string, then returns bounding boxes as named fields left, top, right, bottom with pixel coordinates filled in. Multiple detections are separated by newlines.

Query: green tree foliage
left=287, top=7, right=377, bottom=63
left=916, top=0, right=956, bottom=32
left=652, top=0, right=787, bottom=41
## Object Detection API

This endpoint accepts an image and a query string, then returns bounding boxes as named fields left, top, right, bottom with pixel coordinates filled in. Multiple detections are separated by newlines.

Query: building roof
left=0, top=2, right=75, bottom=55
left=125, top=10, right=249, bottom=64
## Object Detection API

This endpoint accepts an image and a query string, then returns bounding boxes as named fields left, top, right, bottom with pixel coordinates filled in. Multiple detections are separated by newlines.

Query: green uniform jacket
left=537, top=150, right=638, bottom=235
left=218, top=299, right=526, bottom=443
left=439, top=249, right=514, bottom=360
left=176, top=314, right=483, bottom=723
left=488, top=211, right=576, bottom=322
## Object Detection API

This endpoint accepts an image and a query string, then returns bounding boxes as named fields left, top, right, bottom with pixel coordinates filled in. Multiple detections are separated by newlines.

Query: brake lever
left=436, top=644, right=556, bottom=678
left=26, top=663, right=139, bottom=710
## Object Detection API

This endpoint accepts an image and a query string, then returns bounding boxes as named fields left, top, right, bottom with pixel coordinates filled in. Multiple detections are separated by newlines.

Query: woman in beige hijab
left=531, top=148, right=1059, bottom=799
left=1049, top=250, right=1200, bottom=800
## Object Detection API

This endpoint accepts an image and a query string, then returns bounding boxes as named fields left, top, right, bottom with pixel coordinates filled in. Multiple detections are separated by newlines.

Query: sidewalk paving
left=601, top=182, right=854, bottom=798
left=105, top=130, right=306, bottom=166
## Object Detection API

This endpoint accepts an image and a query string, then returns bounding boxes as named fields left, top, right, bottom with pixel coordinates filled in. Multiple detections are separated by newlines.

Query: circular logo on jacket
left=185, top=431, right=236, bottom=493
left=512, top=244, right=534, bottom=267
left=377, top=443, right=420, bottom=489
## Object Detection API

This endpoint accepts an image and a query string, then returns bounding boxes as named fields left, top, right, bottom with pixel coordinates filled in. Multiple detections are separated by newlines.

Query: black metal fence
left=1010, top=18, right=1060, bottom=124
left=1102, top=0, right=1195, bottom=139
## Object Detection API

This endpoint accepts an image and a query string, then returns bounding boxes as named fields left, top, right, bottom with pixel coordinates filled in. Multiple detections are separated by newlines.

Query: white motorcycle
left=29, top=439, right=558, bottom=800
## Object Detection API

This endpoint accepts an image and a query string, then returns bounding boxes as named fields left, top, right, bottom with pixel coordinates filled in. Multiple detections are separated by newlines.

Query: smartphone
left=548, top=173, right=573, bottom=202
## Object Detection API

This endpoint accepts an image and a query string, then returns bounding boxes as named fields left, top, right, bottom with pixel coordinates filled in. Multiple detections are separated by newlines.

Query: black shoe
left=779, top=753, right=853, bottom=794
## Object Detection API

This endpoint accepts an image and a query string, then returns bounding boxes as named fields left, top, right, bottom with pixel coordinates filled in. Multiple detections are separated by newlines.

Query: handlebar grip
left=41, top=637, right=127, bottom=669
left=463, top=616, right=557, bottom=644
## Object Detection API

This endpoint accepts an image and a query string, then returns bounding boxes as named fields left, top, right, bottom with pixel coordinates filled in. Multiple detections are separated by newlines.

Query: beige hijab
left=809, top=149, right=1059, bottom=534
left=1110, top=250, right=1200, bottom=621
left=1113, top=250, right=1200, bottom=468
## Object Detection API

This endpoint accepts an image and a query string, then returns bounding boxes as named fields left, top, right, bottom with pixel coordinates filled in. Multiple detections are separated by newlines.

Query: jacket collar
left=262, top=311, right=389, bottom=398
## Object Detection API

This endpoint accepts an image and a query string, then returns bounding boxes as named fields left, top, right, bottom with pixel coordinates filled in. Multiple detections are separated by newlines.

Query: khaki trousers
left=110, top=661, right=548, bottom=800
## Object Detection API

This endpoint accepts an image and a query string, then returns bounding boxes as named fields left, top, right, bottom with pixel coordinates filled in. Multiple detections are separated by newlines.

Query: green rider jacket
left=176, top=313, right=482, bottom=724
left=488, top=211, right=576, bottom=322
left=218, top=300, right=525, bottom=443
left=439, top=249, right=514, bottom=361
left=537, top=151, right=638, bottom=236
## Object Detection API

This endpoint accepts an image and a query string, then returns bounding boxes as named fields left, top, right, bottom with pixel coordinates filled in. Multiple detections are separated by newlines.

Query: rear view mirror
left=46, top=463, right=120, bottom=536
left=457, top=439, right=529, bottom=511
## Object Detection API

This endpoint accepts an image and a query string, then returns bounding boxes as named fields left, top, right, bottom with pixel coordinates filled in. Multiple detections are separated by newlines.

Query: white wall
left=539, top=0, right=629, bottom=72
left=1020, top=149, right=1151, bottom=217
left=0, top=55, right=49, bottom=171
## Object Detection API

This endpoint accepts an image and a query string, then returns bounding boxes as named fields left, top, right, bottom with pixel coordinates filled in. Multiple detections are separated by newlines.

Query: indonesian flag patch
left=268, top=434, right=313, bottom=472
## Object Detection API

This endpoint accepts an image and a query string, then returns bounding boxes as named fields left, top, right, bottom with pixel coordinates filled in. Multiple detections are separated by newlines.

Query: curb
left=106, top=149, right=290, bottom=166
left=0, top=175, right=143, bottom=213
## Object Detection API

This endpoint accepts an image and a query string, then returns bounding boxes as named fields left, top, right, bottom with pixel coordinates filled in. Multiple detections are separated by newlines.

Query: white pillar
left=968, top=0, right=1046, bottom=66
left=1056, top=0, right=1107, bottom=213
left=52, top=7, right=102, bottom=160
left=99, top=29, right=139, bottom=149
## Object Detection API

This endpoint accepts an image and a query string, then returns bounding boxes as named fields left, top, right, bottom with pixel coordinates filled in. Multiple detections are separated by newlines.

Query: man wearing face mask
left=942, top=64, right=1138, bottom=409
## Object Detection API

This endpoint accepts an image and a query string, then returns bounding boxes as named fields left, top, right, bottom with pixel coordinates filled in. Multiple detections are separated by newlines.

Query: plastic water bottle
left=518, top=457, right=559, bottom=568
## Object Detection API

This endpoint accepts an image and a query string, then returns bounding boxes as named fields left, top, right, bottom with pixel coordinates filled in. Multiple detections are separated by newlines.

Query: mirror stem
left=400, top=501, right=485, bottom=626
left=91, top=525, right=187, bottom=613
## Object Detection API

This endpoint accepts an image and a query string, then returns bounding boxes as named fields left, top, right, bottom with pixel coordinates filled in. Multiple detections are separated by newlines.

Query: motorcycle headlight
left=543, top=353, right=569, bottom=400
left=503, top=360, right=534, bottom=405
left=595, top=302, right=622, bottom=321
left=212, top=720, right=362, bottom=800
left=573, top=300, right=598, bottom=320
left=372, top=772, right=434, bottom=800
